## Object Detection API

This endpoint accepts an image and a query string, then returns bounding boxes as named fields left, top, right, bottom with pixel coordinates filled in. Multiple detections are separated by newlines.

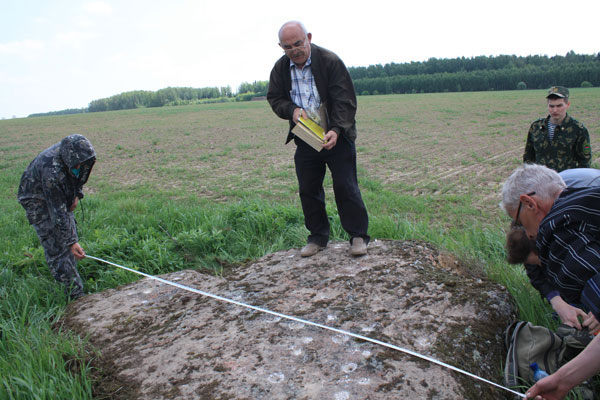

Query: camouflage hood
left=60, top=134, right=96, bottom=184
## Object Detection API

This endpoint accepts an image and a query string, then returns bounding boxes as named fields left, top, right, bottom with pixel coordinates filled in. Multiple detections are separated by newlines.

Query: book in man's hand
left=292, top=116, right=326, bottom=152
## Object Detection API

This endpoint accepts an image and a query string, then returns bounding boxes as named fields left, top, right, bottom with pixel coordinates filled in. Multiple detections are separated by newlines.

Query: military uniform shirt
left=523, top=114, right=591, bottom=172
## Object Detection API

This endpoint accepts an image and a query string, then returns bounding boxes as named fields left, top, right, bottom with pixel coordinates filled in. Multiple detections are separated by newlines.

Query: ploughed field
left=2, top=89, right=599, bottom=222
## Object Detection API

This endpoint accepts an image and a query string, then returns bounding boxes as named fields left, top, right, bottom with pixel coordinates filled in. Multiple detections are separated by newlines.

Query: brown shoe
left=300, top=242, right=324, bottom=257
left=350, top=237, right=367, bottom=256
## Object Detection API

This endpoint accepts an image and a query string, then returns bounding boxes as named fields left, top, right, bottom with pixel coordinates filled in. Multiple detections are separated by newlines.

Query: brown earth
left=61, top=239, right=517, bottom=399
left=3, top=90, right=598, bottom=222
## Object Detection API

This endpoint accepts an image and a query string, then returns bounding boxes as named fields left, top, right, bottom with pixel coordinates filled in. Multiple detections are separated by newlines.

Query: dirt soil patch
left=61, top=239, right=516, bottom=399
left=3, top=91, right=599, bottom=221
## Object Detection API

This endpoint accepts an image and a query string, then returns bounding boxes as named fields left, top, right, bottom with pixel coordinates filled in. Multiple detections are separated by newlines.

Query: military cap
left=546, top=86, right=569, bottom=99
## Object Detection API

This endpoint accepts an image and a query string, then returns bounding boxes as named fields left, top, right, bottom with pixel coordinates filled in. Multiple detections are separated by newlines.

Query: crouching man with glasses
left=500, top=163, right=600, bottom=333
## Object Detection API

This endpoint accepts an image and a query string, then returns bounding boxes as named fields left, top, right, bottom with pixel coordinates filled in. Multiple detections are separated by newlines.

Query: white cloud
left=53, top=31, right=99, bottom=49
left=33, top=16, right=50, bottom=24
left=83, top=1, right=113, bottom=16
left=0, top=39, right=45, bottom=64
left=0, top=39, right=44, bottom=54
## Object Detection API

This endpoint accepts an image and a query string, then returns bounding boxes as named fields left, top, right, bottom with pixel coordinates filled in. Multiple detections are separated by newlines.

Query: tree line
left=87, top=86, right=235, bottom=112
left=348, top=51, right=599, bottom=79
left=29, top=52, right=598, bottom=117
left=353, top=63, right=599, bottom=95
left=84, top=83, right=270, bottom=113
left=349, top=51, right=599, bottom=95
left=28, top=108, right=88, bottom=117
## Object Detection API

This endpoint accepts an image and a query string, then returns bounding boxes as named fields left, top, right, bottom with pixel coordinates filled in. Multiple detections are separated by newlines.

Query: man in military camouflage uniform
left=523, top=86, right=591, bottom=172
left=18, top=134, right=96, bottom=300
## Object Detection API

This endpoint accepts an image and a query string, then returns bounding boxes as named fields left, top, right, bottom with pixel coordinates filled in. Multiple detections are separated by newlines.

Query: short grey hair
left=500, top=164, right=566, bottom=213
left=278, top=20, right=308, bottom=40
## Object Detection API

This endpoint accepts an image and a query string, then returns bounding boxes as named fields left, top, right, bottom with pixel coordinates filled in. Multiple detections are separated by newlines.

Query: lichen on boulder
left=62, top=239, right=516, bottom=399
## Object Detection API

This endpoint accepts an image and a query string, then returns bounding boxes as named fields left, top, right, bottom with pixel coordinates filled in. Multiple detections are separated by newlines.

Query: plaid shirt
left=537, top=187, right=600, bottom=320
left=268, top=43, right=358, bottom=143
left=289, top=56, right=321, bottom=117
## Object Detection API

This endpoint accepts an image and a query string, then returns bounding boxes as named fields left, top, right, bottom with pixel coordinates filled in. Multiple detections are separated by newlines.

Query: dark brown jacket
left=267, top=44, right=357, bottom=143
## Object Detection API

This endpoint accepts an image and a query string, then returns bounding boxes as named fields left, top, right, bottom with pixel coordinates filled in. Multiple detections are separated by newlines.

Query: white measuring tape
left=86, top=255, right=526, bottom=398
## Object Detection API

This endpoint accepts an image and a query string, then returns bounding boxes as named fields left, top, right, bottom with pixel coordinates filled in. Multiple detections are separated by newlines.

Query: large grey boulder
left=62, top=239, right=516, bottom=399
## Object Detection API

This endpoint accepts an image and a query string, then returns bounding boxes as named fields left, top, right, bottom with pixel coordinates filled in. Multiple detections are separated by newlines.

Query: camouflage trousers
left=32, top=216, right=84, bottom=299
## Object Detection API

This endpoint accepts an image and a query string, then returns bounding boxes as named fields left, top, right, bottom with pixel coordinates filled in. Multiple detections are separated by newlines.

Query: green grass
left=0, top=188, right=539, bottom=398
left=0, top=269, right=93, bottom=400
left=1, top=89, right=599, bottom=398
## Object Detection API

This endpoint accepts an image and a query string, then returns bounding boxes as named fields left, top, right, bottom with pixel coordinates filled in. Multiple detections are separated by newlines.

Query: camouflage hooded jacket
left=523, top=114, right=591, bottom=172
left=18, top=134, right=96, bottom=245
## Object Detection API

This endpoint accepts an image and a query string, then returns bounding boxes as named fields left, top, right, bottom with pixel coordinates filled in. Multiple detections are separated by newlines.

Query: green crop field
left=1, top=88, right=599, bottom=398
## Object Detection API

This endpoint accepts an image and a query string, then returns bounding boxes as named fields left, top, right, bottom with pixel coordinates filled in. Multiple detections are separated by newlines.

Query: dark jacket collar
left=544, top=113, right=572, bottom=127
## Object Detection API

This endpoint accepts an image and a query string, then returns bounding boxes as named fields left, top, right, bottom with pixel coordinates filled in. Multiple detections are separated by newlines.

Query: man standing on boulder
left=267, top=20, right=369, bottom=257
left=18, top=134, right=96, bottom=300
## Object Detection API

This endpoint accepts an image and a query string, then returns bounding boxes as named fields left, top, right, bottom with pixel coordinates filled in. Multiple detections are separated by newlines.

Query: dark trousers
left=294, top=136, right=369, bottom=246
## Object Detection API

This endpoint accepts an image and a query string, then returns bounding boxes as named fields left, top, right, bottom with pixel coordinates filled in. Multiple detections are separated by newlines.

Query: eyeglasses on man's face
left=281, top=37, right=308, bottom=53
left=512, top=191, right=536, bottom=227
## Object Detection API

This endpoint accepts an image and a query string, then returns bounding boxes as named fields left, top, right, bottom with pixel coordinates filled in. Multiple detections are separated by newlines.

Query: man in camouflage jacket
left=523, top=86, right=591, bottom=172
left=18, top=134, right=96, bottom=300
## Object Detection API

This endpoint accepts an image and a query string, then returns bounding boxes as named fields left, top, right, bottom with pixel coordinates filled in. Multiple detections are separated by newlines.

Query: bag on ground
left=503, top=321, right=565, bottom=388
left=503, top=321, right=595, bottom=399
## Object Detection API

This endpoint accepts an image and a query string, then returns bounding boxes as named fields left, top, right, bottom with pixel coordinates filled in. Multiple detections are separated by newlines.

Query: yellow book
left=292, top=116, right=326, bottom=152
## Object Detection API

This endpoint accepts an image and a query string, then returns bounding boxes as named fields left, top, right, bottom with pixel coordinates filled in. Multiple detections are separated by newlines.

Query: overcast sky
left=1, top=0, right=598, bottom=119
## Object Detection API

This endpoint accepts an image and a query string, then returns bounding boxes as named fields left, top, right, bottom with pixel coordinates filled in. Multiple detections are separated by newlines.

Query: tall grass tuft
left=0, top=269, right=93, bottom=400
